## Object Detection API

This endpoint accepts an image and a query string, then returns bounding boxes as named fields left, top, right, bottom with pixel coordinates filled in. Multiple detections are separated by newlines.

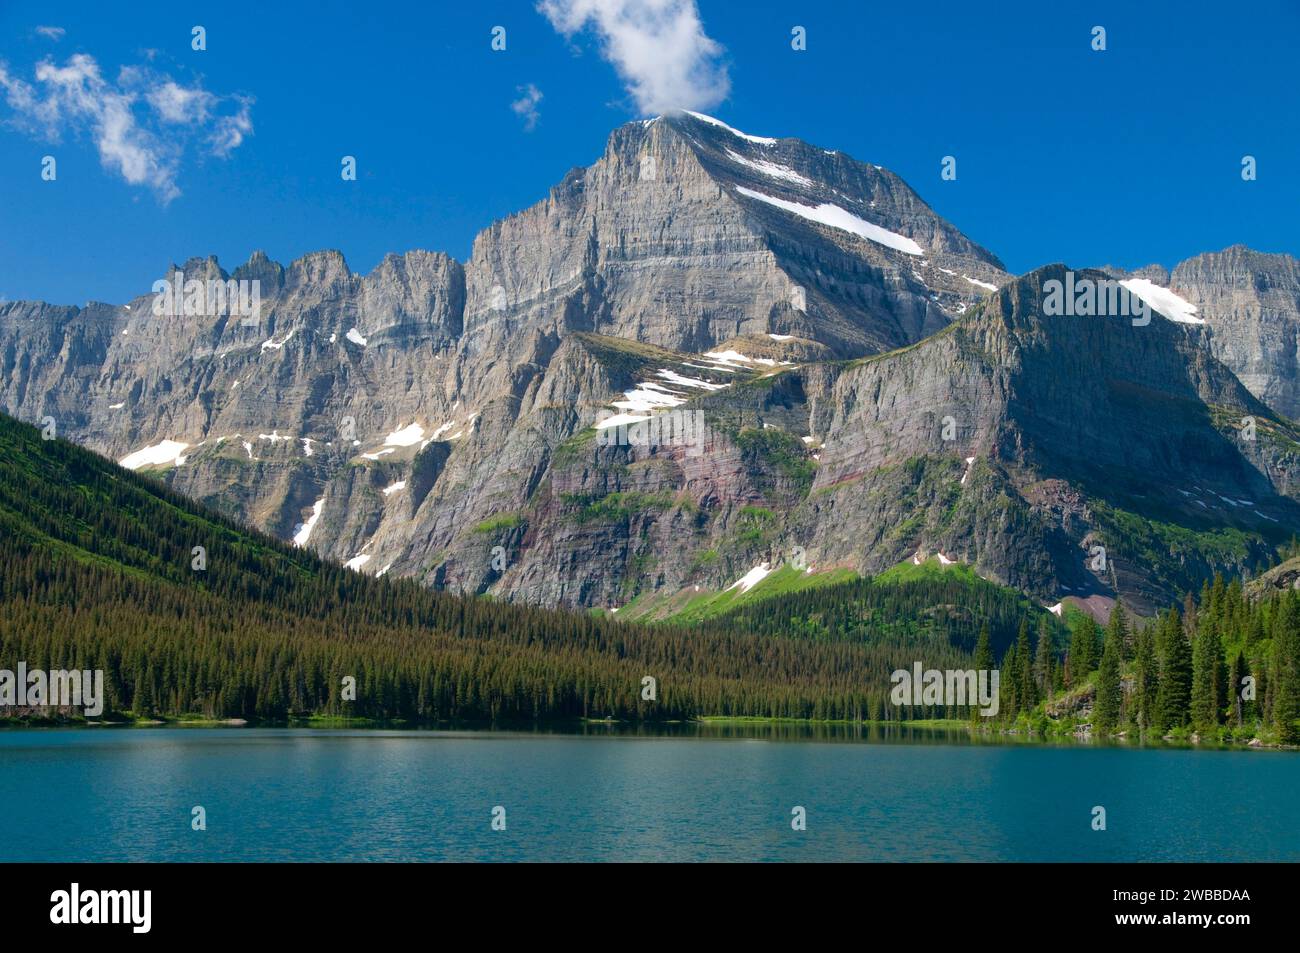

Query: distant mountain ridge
left=1100, top=246, right=1300, bottom=417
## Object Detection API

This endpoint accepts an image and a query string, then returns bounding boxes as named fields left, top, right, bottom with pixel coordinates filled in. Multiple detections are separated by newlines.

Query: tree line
left=989, top=576, right=1300, bottom=744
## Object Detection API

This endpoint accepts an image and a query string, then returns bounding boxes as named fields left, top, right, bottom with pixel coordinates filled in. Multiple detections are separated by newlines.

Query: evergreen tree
left=1191, top=617, right=1225, bottom=732
left=1133, top=623, right=1159, bottom=732
left=1273, top=598, right=1300, bottom=744
left=974, top=624, right=994, bottom=673
left=1094, top=615, right=1123, bottom=731
left=1033, top=616, right=1054, bottom=702
left=1107, top=601, right=1131, bottom=663
left=973, top=624, right=993, bottom=723
left=1156, top=609, right=1193, bottom=731
left=1069, top=615, right=1099, bottom=683
left=1016, top=621, right=1036, bottom=713
left=1002, top=637, right=1023, bottom=720
left=1227, top=650, right=1245, bottom=728
left=135, top=665, right=155, bottom=717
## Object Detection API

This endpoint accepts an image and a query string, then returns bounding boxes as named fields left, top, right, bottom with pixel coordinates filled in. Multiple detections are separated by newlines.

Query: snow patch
left=345, top=327, right=368, bottom=346
left=727, top=562, right=772, bottom=594
left=108, top=401, right=125, bottom=409
left=701, top=349, right=773, bottom=370
left=656, top=368, right=728, bottom=391
left=344, top=553, right=371, bottom=572
left=734, top=186, right=924, bottom=255
left=704, top=349, right=753, bottom=364
left=119, top=440, right=190, bottom=471
left=682, top=110, right=777, bottom=145
left=724, top=148, right=811, bottom=186
left=292, top=498, right=325, bottom=547
left=261, top=328, right=295, bottom=351
left=614, top=385, right=685, bottom=413
left=1046, top=602, right=1064, bottom=617
left=960, top=456, right=976, bottom=485
left=767, top=333, right=794, bottom=341
left=382, top=480, right=407, bottom=496
left=963, top=274, right=998, bottom=292
left=426, top=421, right=455, bottom=442
left=384, top=423, right=425, bottom=447
left=1119, top=279, right=1203, bottom=324
left=595, top=413, right=652, bottom=430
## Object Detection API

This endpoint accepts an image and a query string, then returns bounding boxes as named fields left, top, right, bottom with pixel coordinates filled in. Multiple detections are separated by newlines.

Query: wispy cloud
left=34, top=26, right=65, bottom=42
left=0, top=51, right=253, bottom=202
left=511, top=83, right=543, bottom=131
left=537, top=0, right=729, bottom=115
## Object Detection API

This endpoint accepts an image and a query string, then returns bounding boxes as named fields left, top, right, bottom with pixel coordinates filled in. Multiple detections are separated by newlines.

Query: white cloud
left=34, top=26, right=66, bottom=41
left=511, top=83, right=543, bottom=131
left=0, top=52, right=253, bottom=202
left=209, top=96, right=253, bottom=156
left=145, top=81, right=216, bottom=123
left=538, top=0, right=729, bottom=115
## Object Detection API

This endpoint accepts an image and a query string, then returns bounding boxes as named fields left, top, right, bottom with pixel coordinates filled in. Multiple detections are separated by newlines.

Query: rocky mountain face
left=1102, top=246, right=1300, bottom=419
left=2, top=112, right=1298, bottom=617
left=475, top=266, right=1300, bottom=616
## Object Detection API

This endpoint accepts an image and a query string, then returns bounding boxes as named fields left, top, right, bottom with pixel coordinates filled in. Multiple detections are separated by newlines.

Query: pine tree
left=1094, top=616, right=1123, bottom=732
left=1191, top=617, right=1225, bottom=732
left=1016, top=621, right=1036, bottom=713
left=135, top=665, right=155, bottom=717
left=1133, top=624, right=1159, bottom=732
left=974, top=624, right=993, bottom=673
left=1033, top=617, right=1054, bottom=702
left=1156, top=609, right=1192, bottom=731
left=1273, top=597, right=1300, bottom=744
left=973, top=624, right=993, bottom=722
left=1069, top=615, right=1099, bottom=683
left=1107, top=601, right=1130, bottom=663
left=1227, top=650, right=1245, bottom=728
left=1002, top=636, right=1023, bottom=720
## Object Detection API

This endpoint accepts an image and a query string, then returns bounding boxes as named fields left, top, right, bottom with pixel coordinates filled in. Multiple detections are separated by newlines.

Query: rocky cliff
left=1103, top=246, right=1300, bottom=419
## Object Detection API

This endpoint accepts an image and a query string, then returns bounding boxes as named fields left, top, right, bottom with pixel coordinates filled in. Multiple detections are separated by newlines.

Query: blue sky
left=1, top=0, right=1296, bottom=305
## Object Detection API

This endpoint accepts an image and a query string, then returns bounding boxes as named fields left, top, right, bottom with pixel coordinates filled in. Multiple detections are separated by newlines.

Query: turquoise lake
left=1, top=727, right=1297, bottom=862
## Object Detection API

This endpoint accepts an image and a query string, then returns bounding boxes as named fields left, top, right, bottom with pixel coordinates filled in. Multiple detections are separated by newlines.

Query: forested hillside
left=1037, top=581, right=1300, bottom=745
left=6, top=410, right=1293, bottom=739
left=0, top=412, right=1048, bottom=724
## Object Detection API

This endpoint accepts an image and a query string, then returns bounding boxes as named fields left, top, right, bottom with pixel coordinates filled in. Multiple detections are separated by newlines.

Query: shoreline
left=2, top=713, right=1294, bottom=751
